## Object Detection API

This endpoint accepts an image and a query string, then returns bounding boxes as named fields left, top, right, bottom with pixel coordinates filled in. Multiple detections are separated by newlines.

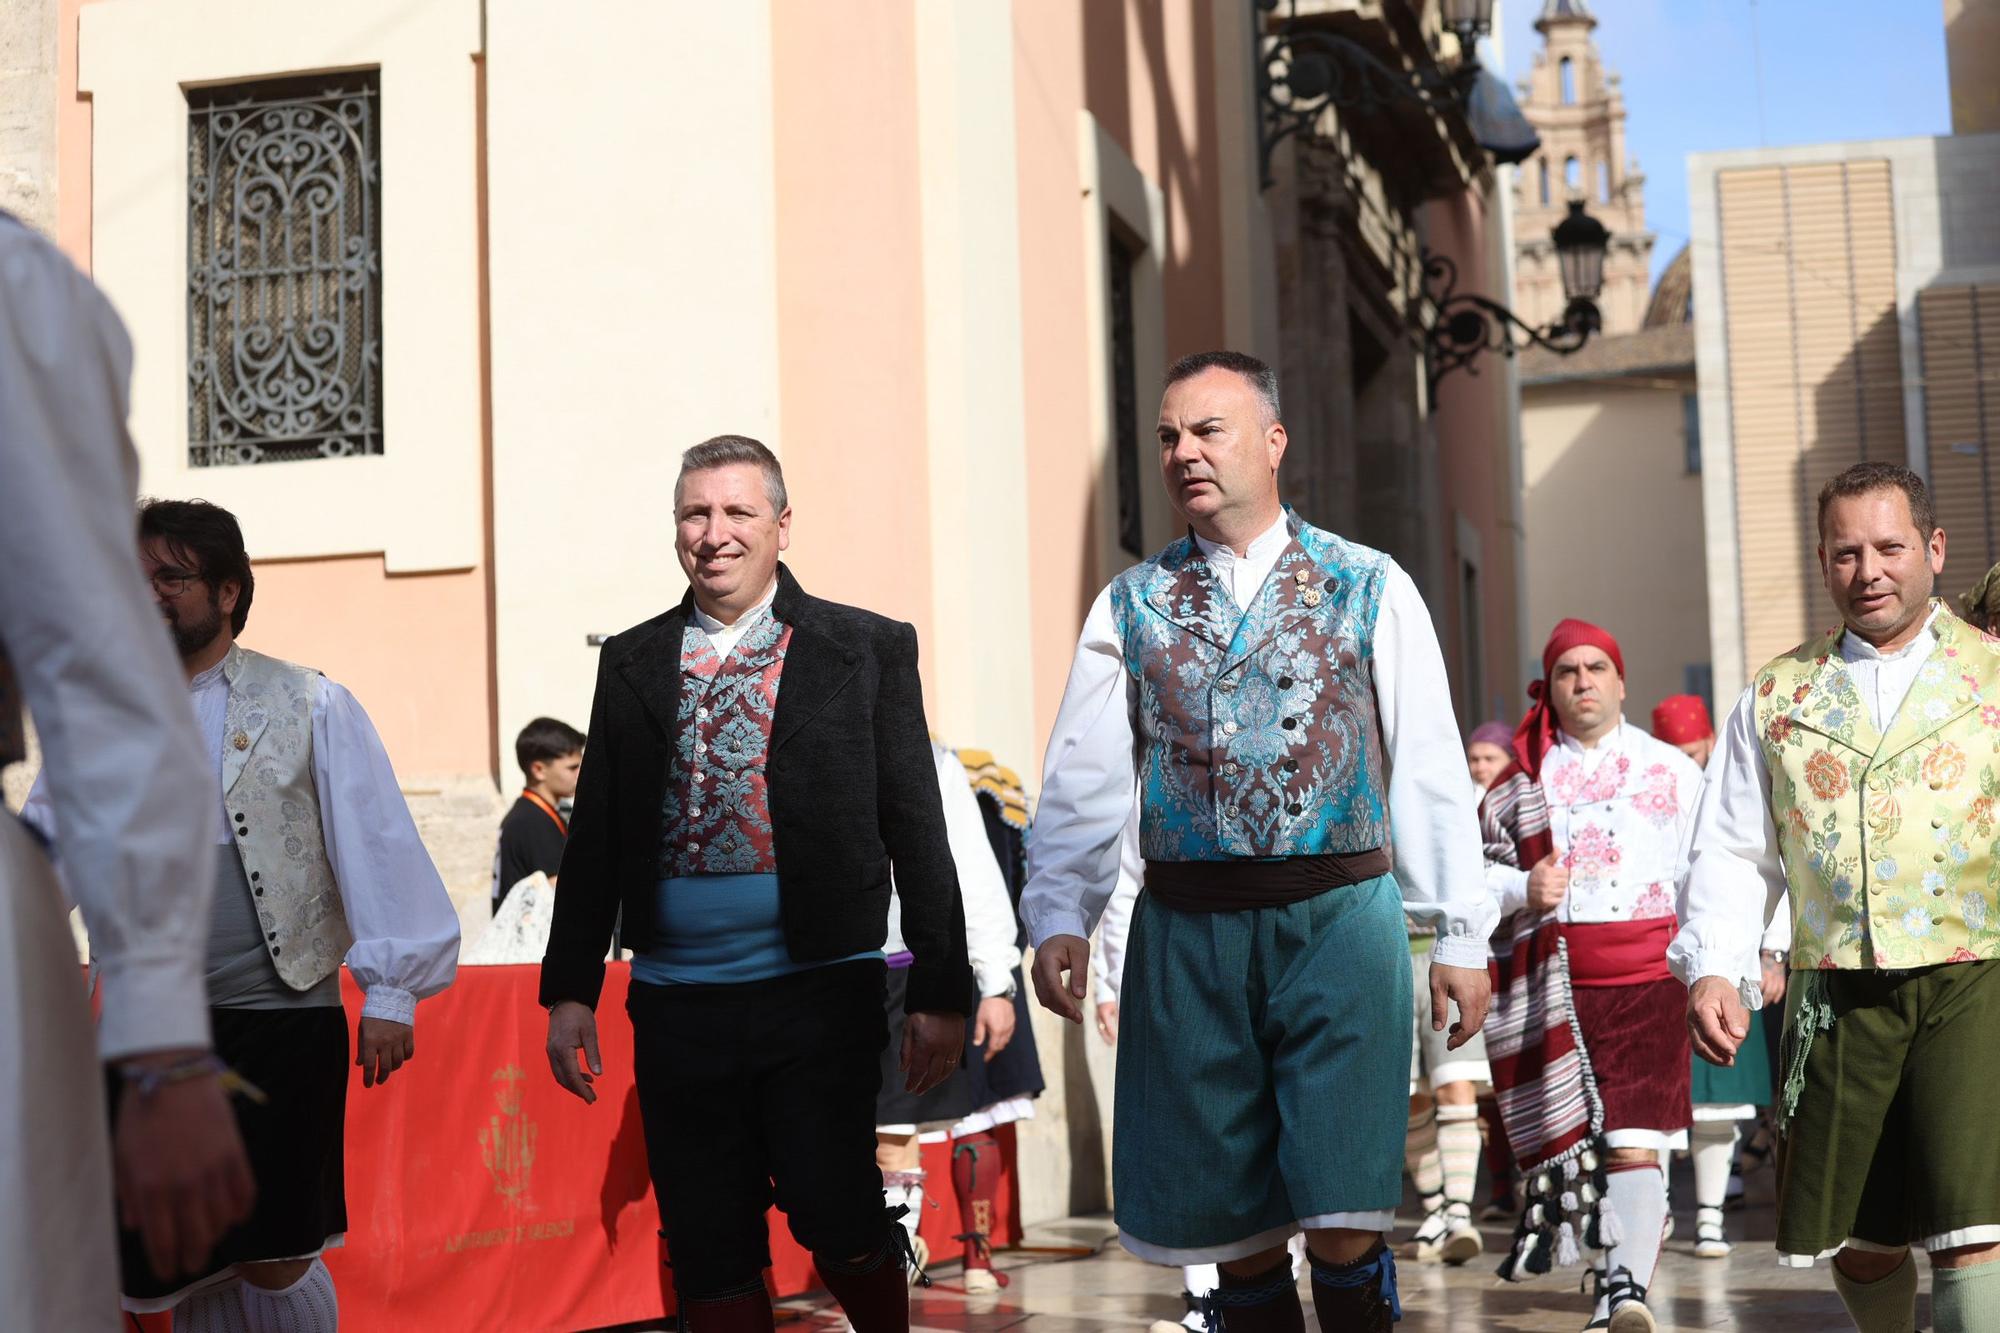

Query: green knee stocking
left=1831, top=1252, right=1917, bottom=1333
left=1932, top=1258, right=2000, bottom=1333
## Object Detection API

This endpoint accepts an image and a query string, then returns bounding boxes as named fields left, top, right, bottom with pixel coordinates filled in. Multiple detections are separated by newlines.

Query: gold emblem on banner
left=479, top=1064, right=538, bottom=1204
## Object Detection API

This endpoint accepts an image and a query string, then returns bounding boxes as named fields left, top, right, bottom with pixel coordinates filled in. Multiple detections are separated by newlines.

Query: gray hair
left=675, top=434, right=788, bottom=514
left=1163, top=350, right=1281, bottom=427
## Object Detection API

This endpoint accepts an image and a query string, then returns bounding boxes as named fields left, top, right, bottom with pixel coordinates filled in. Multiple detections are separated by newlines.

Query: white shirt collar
left=1192, top=511, right=1289, bottom=567
left=692, top=578, right=778, bottom=637
left=188, top=658, right=228, bottom=692
left=1840, top=604, right=1941, bottom=664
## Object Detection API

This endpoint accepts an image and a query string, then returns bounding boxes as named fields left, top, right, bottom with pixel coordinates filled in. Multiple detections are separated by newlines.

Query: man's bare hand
left=115, top=1052, right=256, bottom=1281
left=1030, top=935, right=1091, bottom=1023
left=1526, top=850, right=1570, bottom=913
left=356, top=1017, right=415, bottom=1089
left=1688, top=975, right=1750, bottom=1066
left=1430, top=963, right=1492, bottom=1050
left=901, top=1010, right=967, bottom=1095
left=1096, top=1000, right=1120, bottom=1046
left=972, top=996, right=1016, bottom=1062
left=545, top=1000, right=602, bottom=1104
left=1760, top=953, right=1789, bottom=1008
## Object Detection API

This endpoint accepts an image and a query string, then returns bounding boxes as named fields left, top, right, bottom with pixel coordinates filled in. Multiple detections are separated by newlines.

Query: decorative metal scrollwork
left=1421, top=250, right=1600, bottom=407
left=188, top=75, right=381, bottom=467
left=1255, top=0, right=1478, bottom=190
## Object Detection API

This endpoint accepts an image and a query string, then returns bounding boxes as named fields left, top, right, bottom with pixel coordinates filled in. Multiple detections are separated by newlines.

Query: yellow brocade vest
left=1754, top=604, right=2000, bottom=970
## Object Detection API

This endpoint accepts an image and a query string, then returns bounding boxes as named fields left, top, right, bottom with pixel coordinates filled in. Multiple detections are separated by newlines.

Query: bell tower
left=1512, top=0, right=1655, bottom=336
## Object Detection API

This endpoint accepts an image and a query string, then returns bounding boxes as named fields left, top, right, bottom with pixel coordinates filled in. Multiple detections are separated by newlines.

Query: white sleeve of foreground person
left=0, top=218, right=219, bottom=1060
left=1021, top=584, right=1137, bottom=948
left=1373, top=563, right=1498, bottom=968
left=1669, top=686, right=1786, bottom=1007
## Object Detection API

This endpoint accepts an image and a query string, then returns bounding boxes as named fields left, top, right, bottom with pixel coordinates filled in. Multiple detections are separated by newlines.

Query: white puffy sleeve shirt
left=312, top=681, right=461, bottom=1024
left=0, top=216, right=220, bottom=1061
left=1022, top=535, right=1497, bottom=970
left=885, top=742, right=1022, bottom=1000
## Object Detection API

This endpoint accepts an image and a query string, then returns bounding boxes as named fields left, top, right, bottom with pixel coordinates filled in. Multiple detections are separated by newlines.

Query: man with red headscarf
left=1479, top=620, right=1702, bottom=1333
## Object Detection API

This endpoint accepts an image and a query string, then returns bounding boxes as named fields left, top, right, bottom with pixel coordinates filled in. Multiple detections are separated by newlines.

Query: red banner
left=137, top=964, right=1018, bottom=1332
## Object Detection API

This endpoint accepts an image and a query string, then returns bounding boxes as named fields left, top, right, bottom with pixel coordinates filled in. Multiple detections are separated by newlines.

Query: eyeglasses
left=148, top=569, right=201, bottom=598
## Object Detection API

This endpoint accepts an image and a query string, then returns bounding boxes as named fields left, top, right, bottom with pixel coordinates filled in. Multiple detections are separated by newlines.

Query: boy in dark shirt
left=493, top=717, right=585, bottom=913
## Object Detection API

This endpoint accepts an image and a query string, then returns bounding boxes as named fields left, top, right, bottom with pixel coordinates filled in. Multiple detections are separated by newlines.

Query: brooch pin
left=232, top=731, right=250, bottom=751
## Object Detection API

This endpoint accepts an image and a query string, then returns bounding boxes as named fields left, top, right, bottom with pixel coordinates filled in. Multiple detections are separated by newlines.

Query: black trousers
left=107, top=1006, right=349, bottom=1301
left=628, top=960, right=893, bottom=1298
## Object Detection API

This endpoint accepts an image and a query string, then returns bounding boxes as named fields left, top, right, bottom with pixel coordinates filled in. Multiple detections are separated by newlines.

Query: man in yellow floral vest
left=1672, top=462, right=2000, bottom=1332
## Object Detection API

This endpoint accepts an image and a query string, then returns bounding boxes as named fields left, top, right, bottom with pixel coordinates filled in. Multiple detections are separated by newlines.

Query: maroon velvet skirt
left=1571, top=976, right=1692, bottom=1134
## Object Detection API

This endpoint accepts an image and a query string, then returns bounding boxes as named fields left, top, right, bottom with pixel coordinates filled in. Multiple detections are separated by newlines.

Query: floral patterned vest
left=1109, top=513, right=1390, bottom=861
left=1754, top=604, right=2000, bottom=970
left=221, top=646, right=353, bottom=991
left=658, top=613, right=791, bottom=877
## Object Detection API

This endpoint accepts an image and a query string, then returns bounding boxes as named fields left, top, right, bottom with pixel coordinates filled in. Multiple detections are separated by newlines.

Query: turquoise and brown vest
left=1108, top=511, right=1390, bottom=862
left=1754, top=604, right=2000, bottom=970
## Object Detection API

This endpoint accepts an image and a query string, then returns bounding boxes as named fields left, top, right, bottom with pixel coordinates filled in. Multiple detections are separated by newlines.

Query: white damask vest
left=221, top=646, right=353, bottom=990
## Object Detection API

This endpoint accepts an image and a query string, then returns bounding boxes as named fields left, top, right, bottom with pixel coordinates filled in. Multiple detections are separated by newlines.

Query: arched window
left=1560, top=57, right=1575, bottom=105
left=1564, top=156, right=1581, bottom=194
left=1538, top=158, right=1550, bottom=206
left=1597, top=160, right=1611, bottom=202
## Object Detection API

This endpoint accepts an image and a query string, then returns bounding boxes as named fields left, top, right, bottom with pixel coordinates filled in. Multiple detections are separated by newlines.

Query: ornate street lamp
left=1254, top=0, right=1495, bottom=189
left=1423, top=200, right=1610, bottom=405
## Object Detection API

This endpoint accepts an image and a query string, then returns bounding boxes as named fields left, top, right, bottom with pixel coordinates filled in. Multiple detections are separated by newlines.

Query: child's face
left=536, top=751, right=584, bottom=802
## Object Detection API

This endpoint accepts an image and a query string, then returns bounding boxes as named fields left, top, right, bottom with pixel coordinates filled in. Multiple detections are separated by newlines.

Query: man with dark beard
left=26, top=498, right=461, bottom=1330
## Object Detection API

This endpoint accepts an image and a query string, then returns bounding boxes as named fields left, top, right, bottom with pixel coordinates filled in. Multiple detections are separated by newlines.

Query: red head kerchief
left=1507, top=618, right=1626, bottom=780
left=1651, top=693, right=1714, bottom=745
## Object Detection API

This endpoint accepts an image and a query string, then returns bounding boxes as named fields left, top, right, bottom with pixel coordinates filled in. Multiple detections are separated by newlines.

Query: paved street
left=757, top=1156, right=1872, bottom=1333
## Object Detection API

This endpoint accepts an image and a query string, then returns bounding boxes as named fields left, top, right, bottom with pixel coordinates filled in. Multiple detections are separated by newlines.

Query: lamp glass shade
left=1441, top=0, right=1494, bottom=36
left=1552, top=200, right=1610, bottom=301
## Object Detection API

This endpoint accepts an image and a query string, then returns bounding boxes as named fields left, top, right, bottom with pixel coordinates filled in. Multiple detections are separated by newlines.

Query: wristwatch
left=1760, top=948, right=1789, bottom=967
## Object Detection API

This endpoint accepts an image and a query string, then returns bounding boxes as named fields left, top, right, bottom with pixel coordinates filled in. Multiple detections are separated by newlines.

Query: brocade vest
left=1109, top=513, right=1390, bottom=861
left=220, top=646, right=353, bottom=991
left=1754, top=605, right=2000, bottom=970
left=658, top=614, right=791, bottom=877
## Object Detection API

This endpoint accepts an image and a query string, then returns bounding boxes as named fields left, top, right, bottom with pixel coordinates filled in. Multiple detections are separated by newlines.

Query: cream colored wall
left=1522, top=378, right=1708, bottom=718
left=484, top=0, right=783, bottom=753
left=70, top=0, right=493, bottom=784
left=80, top=0, right=485, bottom=575
left=911, top=0, right=1035, bottom=773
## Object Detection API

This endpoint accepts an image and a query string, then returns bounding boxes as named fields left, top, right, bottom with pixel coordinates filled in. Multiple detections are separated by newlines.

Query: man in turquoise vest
left=1674, top=462, right=2000, bottom=1332
left=1023, top=351, right=1496, bottom=1332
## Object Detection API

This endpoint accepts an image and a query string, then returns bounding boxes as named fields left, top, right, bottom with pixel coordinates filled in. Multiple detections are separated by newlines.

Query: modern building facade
left=1689, top=6, right=2000, bottom=698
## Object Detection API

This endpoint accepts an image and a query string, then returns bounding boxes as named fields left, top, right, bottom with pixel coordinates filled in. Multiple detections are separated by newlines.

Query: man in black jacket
left=541, top=435, right=973, bottom=1333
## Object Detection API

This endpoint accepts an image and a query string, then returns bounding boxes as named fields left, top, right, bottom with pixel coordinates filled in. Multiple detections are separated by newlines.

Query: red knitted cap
left=1651, top=693, right=1714, bottom=745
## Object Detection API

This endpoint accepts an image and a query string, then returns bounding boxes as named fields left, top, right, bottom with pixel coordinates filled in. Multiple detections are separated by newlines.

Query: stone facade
left=0, top=0, right=57, bottom=236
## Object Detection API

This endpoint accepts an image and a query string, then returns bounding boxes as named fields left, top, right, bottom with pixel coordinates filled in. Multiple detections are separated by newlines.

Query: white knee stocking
left=173, top=1279, right=250, bottom=1333
left=236, top=1259, right=338, bottom=1333
left=1594, top=1163, right=1665, bottom=1321
left=1689, top=1119, right=1739, bottom=1211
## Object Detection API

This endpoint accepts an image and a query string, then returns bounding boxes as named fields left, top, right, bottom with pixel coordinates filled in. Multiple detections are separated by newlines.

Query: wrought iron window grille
left=187, top=72, right=382, bottom=467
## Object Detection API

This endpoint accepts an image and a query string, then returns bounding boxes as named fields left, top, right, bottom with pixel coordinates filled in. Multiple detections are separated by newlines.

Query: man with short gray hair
left=542, top=435, right=974, bottom=1333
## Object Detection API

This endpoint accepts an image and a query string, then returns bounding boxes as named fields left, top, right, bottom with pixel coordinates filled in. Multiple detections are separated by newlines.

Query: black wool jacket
left=538, top=564, right=976, bottom=1018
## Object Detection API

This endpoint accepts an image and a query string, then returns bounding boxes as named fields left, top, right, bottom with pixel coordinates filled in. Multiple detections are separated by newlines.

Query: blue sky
left=1496, top=0, right=1953, bottom=281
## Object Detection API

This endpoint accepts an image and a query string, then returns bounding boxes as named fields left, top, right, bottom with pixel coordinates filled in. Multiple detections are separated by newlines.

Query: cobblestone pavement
left=753, top=1156, right=1881, bottom=1333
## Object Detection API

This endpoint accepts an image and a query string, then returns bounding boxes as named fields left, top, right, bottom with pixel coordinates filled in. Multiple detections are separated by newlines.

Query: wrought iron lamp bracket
left=1420, top=250, right=1598, bottom=408
left=1255, top=5, right=1477, bottom=190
